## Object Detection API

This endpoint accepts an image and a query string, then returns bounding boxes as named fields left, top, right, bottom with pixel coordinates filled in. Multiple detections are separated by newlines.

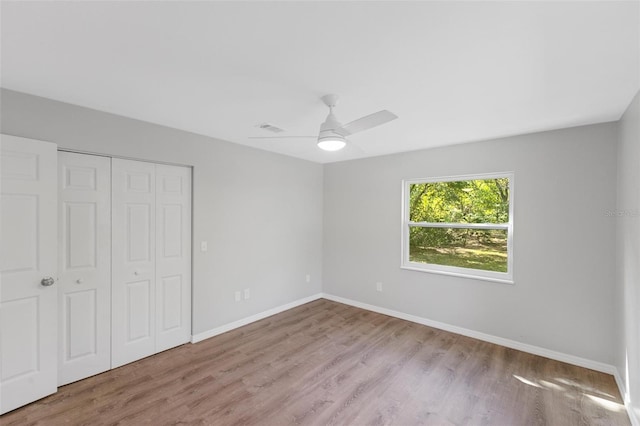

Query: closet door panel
left=112, top=159, right=156, bottom=368
left=58, top=152, right=111, bottom=386
left=155, top=165, right=191, bottom=352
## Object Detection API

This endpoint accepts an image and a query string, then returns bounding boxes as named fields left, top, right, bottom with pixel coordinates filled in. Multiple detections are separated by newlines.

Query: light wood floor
left=1, top=299, right=630, bottom=425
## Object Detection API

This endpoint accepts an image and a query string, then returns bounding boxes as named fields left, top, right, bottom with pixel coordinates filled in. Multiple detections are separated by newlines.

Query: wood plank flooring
left=1, top=299, right=630, bottom=425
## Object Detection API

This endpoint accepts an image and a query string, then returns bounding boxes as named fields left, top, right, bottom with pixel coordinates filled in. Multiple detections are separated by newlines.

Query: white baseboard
left=321, top=293, right=617, bottom=375
left=614, top=370, right=639, bottom=426
left=323, top=292, right=640, bottom=426
left=324, top=293, right=640, bottom=423
left=191, top=293, right=323, bottom=343
left=191, top=291, right=635, bottom=424
left=193, top=291, right=616, bottom=374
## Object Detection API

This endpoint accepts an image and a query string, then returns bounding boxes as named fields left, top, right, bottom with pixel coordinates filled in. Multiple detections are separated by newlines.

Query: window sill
left=400, top=265, right=514, bottom=285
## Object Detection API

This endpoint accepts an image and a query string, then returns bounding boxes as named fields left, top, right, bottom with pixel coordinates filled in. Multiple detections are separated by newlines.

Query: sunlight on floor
left=512, top=374, right=625, bottom=414
left=586, top=394, right=626, bottom=413
left=538, top=380, right=564, bottom=391
left=513, top=374, right=542, bottom=388
left=555, top=377, right=615, bottom=399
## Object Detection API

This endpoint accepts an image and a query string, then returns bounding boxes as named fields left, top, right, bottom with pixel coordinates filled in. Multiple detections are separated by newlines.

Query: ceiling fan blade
left=347, top=141, right=366, bottom=154
left=248, top=136, right=316, bottom=139
left=334, top=110, right=398, bottom=136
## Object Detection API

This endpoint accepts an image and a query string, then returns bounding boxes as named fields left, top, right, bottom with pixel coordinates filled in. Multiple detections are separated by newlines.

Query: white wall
left=616, top=90, right=640, bottom=417
left=0, top=89, right=324, bottom=335
left=323, top=123, right=618, bottom=364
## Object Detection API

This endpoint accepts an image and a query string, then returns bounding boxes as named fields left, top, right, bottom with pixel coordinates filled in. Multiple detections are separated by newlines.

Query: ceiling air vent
left=256, top=123, right=285, bottom=133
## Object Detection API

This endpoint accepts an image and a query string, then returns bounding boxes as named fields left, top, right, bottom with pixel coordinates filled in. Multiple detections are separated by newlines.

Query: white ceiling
left=1, top=1, right=638, bottom=163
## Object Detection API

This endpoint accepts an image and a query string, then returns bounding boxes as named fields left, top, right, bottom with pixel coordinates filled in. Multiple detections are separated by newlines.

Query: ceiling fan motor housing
left=318, top=129, right=346, bottom=142
left=317, top=102, right=347, bottom=151
left=319, top=111, right=343, bottom=134
left=317, top=110, right=347, bottom=147
left=319, top=94, right=345, bottom=137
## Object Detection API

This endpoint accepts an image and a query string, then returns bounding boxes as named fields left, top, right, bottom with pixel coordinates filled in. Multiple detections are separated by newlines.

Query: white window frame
left=401, top=172, right=514, bottom=284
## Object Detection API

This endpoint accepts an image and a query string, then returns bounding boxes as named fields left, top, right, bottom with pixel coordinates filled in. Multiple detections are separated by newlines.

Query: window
left=401, top=173, right=513, bottom=283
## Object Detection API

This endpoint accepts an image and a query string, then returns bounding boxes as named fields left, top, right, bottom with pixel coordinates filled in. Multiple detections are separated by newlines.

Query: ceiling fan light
left=317, top=136, right=346, bottom=151
left=317, top=139, right=346, bottom=151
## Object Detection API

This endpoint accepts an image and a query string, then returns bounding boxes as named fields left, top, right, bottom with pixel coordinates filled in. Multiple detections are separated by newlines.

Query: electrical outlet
left=376, top=282, right=383, bottom=292
left=201, top=241, right=208, bottom=252
left=306, top=274, right=311, bottom=283
left=234, top=291, right=241, bottom=302
left=243, top=288, right=251, bottom=300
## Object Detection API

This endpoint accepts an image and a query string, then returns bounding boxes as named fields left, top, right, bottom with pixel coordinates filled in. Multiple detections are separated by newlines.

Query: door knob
left=76, top=279, right=83, bottom=284
left=41, top=277, right=55, bottom=287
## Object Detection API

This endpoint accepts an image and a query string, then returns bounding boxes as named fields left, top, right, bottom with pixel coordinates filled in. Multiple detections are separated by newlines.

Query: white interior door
left=1, top=135, right=58, bottom=414
left=58, top=152, right=111, bottom=385
left=111, top=159, right=156, bottom=368
left=155, top=164, right=191, bottom=352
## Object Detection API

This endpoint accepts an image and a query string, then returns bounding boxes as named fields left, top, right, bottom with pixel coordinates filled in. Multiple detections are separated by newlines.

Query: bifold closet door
left=155, top=165, right=191, bottom=352
left=57, top=152, right=111, bottom=386
left=111, top=159, right=191, bottom=368
left=112, top=159, right=157, bottom=368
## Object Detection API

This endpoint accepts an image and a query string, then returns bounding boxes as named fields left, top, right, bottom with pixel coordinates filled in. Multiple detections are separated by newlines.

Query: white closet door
left=1, top=135, right=58, bottom=414
left=111, top=159, right=156, bottom=368
left=155, top=164, right=191, bottom=352
left=57, top=152, right=111, bottom=385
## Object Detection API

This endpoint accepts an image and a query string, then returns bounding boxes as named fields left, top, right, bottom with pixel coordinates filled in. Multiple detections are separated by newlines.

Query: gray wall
left=616, top=90, right=640, bottom=414
left=1, top=88, right=624, bottom=367
left=0, top=89, right=324, bottom=335
left=323, top=123, right=618, bottom=364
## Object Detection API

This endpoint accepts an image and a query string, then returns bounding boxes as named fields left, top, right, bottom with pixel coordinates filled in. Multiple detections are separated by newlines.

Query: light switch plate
left=201, top=241, right=208, bottom=252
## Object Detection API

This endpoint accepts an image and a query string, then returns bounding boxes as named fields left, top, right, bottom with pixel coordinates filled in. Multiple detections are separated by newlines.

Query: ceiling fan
left=250, top=94, right=398, bottom=151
